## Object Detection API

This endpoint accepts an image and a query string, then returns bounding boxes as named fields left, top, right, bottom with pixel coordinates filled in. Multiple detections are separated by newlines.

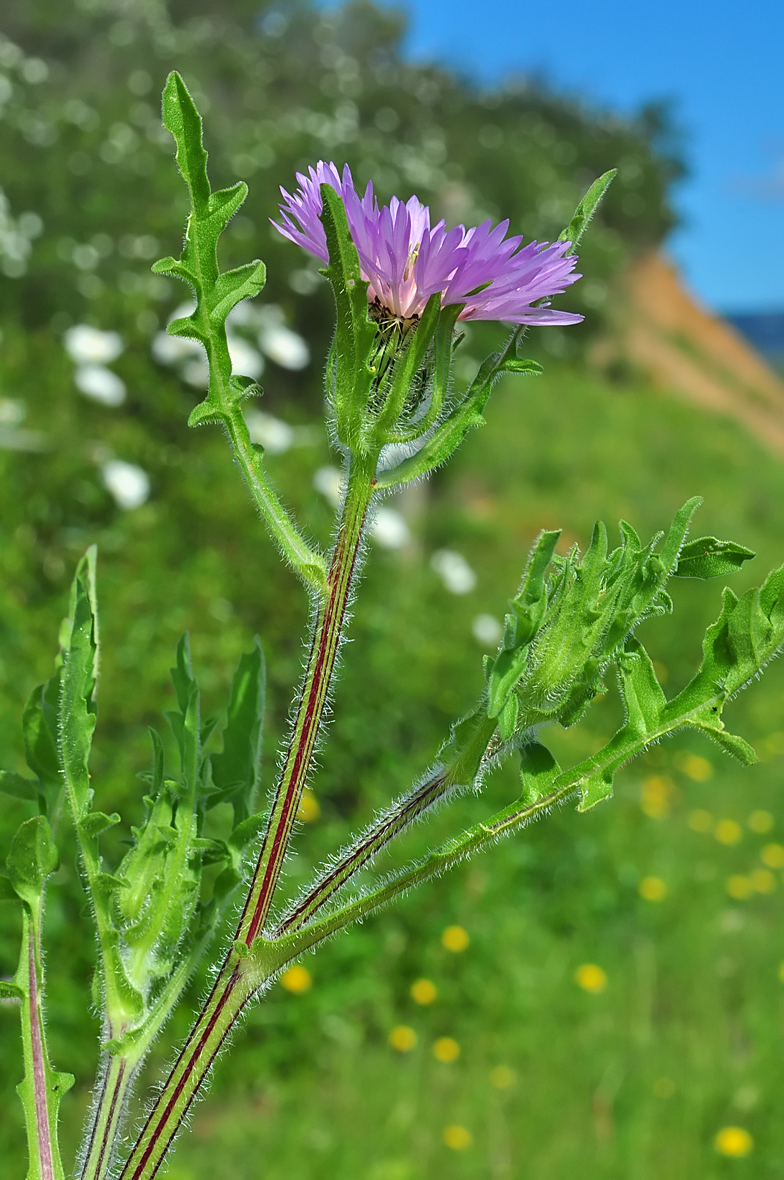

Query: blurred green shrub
left=0, top=0, right=681, bottom=345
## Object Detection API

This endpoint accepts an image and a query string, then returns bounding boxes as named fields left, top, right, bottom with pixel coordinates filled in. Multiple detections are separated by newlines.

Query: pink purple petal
left=272, top=160, right=583, bottom=326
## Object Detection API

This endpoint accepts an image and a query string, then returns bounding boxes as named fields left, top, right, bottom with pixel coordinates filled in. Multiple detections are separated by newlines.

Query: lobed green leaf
left=211, top=259, right=267, bottom=326
left=0, top=771, right=39, bottom=802
left=161, top=70, right=210, bottom=215
left=489, top=499, right=703, bottom=739
left=674, top=535, right=756, bottom=579
left=59, top=548, right=99, bottom=823
left=165, top=633, right=200, bottom=794
left=558, top=170, right=617, bottom=254
left=6, top=815, right=59, bottom=907
left=210, top=638, right=266, bottom=825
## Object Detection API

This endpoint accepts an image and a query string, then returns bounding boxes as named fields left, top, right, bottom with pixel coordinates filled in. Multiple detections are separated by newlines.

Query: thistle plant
left=2, top=71, right=783, bottom=1180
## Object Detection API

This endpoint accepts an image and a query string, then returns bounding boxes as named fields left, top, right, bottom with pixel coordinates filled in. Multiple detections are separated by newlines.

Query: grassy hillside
left=3, top=347, right=784, bottom=1177
left=169, top=366, right=784, bottom=1180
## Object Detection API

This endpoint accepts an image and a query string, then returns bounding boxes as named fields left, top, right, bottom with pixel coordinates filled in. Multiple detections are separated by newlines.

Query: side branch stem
left=286, top=783, right=575, bottom=956
left=274, top=769, right=451, bottom=936
left=275, top=710, right=499, bottom=935
left=222, top=408, right=327, bottom=593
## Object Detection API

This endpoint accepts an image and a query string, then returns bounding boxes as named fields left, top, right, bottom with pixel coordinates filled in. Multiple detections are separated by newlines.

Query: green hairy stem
left=5, top=818, right=73, bottom=1180
left=236, top=449, right=378, bottom=946
left=118, top=451, right=379, bottom=1180
left=3, top=69, right=784, bottom=1180
left=79, top=1056, right=135, bottom=1180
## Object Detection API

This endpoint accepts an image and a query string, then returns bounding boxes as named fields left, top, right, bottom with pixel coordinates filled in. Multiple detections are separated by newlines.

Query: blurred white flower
left=258, top=323, right=309, bottom=370
left=431, top=549, right=476, bottom=595
left=0, top=188, right=43, bottom=278
left=170, top=300, right=197, bottom=320
left=152, top=311, right=264, bottom=386
left=0, top=427, right=47, bottom=452
left=377, top=439, right=424, bottom=473
left=245, top=409, right=295, bottom=454
left=313, top=465, right=343, bottom=506
left=227, top=333, right=264, bottom=379
left=102, top=459, right=150, bottom=509
left=472, top=613, right=503, bottom=646
left=0, top=399, right=41, bottom=449
left=288, top=267, right=321, bottom=295
left=0, top=398, right=25, bottom=425
left=180, top=359, right=210, bottom=388
left=74, top=364, right=126, bottom=406
left=151, top=331, right=202, bottom=365
left=64, top=324, right=123, bottom=365
left=371, top=507, right=411, bottom=549
left=226, top=302, right=261, bottom=328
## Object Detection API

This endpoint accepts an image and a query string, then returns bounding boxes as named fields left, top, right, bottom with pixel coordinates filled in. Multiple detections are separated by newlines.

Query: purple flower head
left=273, top=161, right=583, bottom=326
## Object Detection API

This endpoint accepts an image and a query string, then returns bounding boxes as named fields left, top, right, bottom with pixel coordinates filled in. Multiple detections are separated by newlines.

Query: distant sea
left=725, top=312, right=784, bottom=374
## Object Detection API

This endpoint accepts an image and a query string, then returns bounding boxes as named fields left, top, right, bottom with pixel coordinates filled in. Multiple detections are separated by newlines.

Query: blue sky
left=318, top=0, right=784, bottom=313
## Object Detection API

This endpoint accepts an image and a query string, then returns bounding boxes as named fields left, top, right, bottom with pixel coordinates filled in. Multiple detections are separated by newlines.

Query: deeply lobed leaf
left=486, top=500, right=702, bottom=733
left=6, top=815, right=59, bottom=908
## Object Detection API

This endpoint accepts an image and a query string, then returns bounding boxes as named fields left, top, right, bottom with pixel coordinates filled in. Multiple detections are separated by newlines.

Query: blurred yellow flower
left=688, top=809, right=713, bottom=832
left=433, top=1036, right=460, bottom=1063
left=489, top=1065, right=515, bottom=1089
left=751, top=868, right=776, bottom=894
left=640, top=775, right=673, bottom=819
left=389, top=1025, right=417, bottom=1052
left=443, top=1125, right=472, bottom=1151
left=761, top=843, right=784, bottom=869
left=765, top=732, right=784, bottom=756
left=676, top=752, right=713, bottom=781
left=652, top=1076, right=676, bottom=1098
left=714, top=1126, right=753, bottom=1157
left=715, top=819, right=742, bottom=845
left=639, top=876, right=667, bottom=902
left=726, top=875, right=753, bottom=900
left=410, top=978, right=437, bottom=1005
left=575, top=963, right=607, bottom=993
left=280, top=964, right=312, bottom=994
left=748, top=809, right=774, bottom=833
left=297, top=788, right=320, bottom=822
left=441, top=925, right=470, bottom=952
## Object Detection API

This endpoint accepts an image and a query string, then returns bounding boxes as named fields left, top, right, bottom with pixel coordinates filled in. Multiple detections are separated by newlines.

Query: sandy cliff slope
left=611, top=252, right=784, bottom=454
